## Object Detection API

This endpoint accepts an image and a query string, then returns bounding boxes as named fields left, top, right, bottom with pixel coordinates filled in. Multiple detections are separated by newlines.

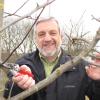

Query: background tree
left=2, top=18, right=35, bottom=62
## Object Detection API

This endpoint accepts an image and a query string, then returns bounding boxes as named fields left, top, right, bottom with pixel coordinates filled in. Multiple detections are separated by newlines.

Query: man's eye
left=38, top=32, right=45, bottom=37
left=50, top=32, right=57, bottom=35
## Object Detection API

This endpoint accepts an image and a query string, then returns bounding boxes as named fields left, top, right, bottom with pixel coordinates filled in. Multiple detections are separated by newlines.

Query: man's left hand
left=86, top=65, right=100, bottom=80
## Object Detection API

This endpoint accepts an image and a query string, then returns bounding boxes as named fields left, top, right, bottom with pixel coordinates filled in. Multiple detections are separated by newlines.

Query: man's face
left=35, top=19, right=62, bottom=57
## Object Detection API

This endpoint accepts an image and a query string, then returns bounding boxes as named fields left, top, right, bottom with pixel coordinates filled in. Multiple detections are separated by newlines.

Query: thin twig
left=4, top=0, right=30, bottom=18
left=91, top=15, right=100, bottom=22
left=4, top=12, right=35, bottom=20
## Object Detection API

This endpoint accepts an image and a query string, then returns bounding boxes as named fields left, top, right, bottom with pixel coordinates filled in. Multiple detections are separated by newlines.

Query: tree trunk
left=0, top=0, right=4, bottom=61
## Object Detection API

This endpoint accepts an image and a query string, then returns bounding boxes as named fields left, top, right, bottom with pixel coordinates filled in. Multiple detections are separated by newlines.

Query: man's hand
left=12, top=65, right=35, bottom=89
left=86, top=53, right=100, bottom=80
left=86, top=65, right=100, bottom=80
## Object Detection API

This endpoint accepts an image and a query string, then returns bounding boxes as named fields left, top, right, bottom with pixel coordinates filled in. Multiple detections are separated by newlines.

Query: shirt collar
left=39, top=49, right=61, bottom=64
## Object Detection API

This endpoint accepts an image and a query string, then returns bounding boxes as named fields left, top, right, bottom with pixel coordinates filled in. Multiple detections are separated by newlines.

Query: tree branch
left=91, top=15, right=100, bottom=22
left=4, top=0, right=30, bottom=18
left=4, top=12, right=35, bottom=20
left=82, top=57, right=100, bottom=67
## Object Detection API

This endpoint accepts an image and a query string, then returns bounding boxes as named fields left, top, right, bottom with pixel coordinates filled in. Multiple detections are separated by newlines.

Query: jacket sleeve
left=85, top=77, right=100, bottom=100
left=92, top=80, right=100, bottom=100
left=81, top=60, right=100, bottom=100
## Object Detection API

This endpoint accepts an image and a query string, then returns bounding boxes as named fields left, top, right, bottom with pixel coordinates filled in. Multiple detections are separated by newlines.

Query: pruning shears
left=0, top=63, right=33, bottom=78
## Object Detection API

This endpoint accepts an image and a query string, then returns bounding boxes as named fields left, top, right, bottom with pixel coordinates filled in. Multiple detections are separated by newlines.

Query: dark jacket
left=4, top=50, right=100, bottom=100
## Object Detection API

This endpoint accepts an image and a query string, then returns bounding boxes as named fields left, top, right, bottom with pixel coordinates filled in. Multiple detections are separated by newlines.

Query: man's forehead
left=36, top=21, right=59, bottom=33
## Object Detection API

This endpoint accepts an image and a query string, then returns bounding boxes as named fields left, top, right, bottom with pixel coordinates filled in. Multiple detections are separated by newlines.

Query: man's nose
left=44, top=33, right=52, bottom=41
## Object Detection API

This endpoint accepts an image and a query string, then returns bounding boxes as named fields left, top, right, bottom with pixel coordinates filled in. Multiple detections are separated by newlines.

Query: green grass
left=0, top=70, right=8, bottom=99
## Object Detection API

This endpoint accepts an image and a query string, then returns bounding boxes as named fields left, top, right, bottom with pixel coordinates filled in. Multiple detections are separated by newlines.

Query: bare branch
left=82, top=57, right=100, bottom=67
left=89, top=54, right=100, bottom=60
left=4, top=12, right=35, bottom=20
left=80, top=31, right=90, bottom=38
left=91, top=15, right=100, bottom=22
left=4, top=0, right=30, bottom=18
left=71, top=37, right=89, bottom=44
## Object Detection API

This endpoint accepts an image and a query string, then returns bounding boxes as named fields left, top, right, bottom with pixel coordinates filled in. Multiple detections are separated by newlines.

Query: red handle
left=16, top=69, right=34, bottom=78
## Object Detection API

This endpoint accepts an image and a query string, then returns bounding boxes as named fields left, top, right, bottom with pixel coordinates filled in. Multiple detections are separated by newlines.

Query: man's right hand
left=12, top=65, right=35, bottom=90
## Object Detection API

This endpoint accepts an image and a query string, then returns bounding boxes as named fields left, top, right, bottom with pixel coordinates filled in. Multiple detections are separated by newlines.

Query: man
left=4, top=17, right=100, bottom=100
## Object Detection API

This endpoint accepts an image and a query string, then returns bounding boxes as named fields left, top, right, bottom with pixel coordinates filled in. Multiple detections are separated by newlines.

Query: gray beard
left=38, top=46, right=61, bottom=57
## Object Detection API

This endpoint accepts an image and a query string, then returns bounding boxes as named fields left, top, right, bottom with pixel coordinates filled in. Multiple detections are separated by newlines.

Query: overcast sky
left=4, top=0, right=100, bottom=34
